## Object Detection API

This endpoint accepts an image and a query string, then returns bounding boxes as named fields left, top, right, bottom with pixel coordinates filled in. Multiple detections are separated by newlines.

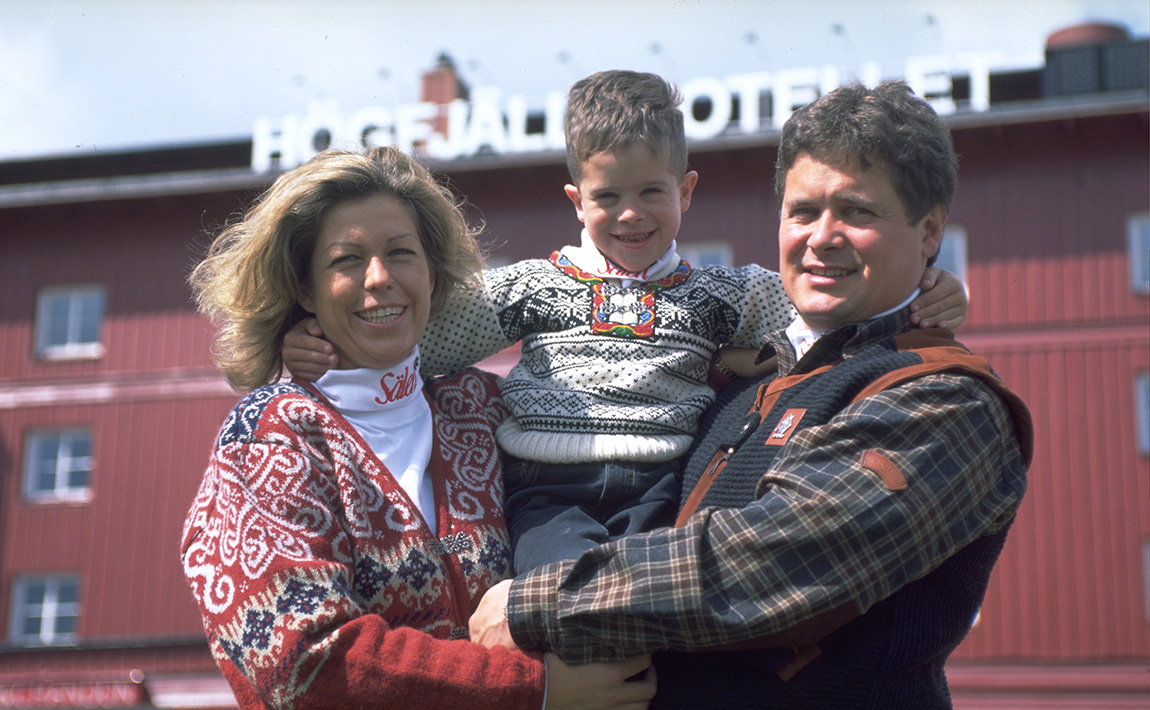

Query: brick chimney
left=421, top=53, right=470, bottom=136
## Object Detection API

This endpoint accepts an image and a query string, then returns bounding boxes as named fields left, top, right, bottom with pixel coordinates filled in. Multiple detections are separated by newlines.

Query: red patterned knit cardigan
left=181, top=369, right=545, bottom=709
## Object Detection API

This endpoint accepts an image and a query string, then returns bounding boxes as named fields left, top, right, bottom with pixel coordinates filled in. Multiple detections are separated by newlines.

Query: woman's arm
left=183, top=390, right=654, bottom=709
left=180, top=393, right=545, bottom=709
left=282, top=273, right=517, bottom=380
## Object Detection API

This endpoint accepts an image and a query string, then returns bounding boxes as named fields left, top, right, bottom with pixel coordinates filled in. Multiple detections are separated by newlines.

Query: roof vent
left=1044, top=22, right=1148, bottom=96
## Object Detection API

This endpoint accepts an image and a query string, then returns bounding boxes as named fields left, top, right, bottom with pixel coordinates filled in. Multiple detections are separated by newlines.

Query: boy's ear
left=563, top=184, right=586, bottom=222
left=679, top=171, right=699, bottom=213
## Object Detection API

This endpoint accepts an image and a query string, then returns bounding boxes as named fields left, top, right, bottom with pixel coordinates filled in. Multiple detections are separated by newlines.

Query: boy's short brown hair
left=565, top=70, right=688, bottom=184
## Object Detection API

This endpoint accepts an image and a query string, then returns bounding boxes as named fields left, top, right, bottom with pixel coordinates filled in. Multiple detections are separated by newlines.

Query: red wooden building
left=0, top=24, right=1146, bottom=709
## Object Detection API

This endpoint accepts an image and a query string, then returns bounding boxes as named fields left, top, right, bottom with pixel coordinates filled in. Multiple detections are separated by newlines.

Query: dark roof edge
left=1, top=93, right=1144, bottom=209
left=0, top=167, right=272, bottom=209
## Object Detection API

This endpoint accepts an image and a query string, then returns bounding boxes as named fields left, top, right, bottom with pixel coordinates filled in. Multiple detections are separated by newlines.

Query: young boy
left=284, top=70, right=967, bottom=572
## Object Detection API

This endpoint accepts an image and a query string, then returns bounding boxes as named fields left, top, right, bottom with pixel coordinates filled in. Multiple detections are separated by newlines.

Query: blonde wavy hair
left=189, top=146, right=484, bottom=392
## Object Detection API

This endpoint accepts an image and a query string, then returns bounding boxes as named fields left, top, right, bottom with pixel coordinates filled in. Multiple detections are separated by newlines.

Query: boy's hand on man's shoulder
left=911, top=267, right=967, bottom=330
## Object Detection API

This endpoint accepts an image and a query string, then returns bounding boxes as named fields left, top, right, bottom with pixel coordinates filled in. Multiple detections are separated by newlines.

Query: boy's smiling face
left=564, top=141, right=698, bottom=274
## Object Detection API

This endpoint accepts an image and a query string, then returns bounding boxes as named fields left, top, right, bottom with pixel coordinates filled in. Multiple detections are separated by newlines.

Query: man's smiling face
left=779, top=153, right=945, bottom=332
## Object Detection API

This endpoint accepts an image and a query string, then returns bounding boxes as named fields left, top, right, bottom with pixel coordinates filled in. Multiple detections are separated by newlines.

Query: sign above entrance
left=252, top=51, right=1003, bottom=172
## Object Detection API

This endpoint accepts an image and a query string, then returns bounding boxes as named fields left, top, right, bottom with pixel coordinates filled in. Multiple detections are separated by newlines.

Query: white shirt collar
left=559, top=229, right=679, bottom=288
left=786, top=288, right=921, bottom=358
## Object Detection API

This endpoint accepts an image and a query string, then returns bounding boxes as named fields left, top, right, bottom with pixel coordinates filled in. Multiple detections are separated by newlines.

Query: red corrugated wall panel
left=0, top=393, right=237, bottom=641
left=0, top=188, right=244, bottom=643
left=0, top=193, right=238, bottom=381
left=1, top=108, right=1145, bottom=674
left=954, top=113, right=1149, bottom=329
left=952, top=331, right=1150, bottom=660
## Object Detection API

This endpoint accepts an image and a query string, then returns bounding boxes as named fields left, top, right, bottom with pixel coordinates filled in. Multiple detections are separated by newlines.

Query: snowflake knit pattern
left=418, top=255, right=795, bottom=463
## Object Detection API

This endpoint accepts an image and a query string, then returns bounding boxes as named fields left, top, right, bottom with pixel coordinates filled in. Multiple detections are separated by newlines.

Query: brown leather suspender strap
left=675, top=364, right=836, bottom=527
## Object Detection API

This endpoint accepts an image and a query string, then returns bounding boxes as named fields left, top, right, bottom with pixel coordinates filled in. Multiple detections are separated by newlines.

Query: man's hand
left=469, top=579, right=517, bottom=650
left=911, top=266, right=968, bottom=329
left=716, top=346, right=779, bottom=379
left=282, top=318, right=337, bottom=380
left=544, top=653, right=656, bottom=710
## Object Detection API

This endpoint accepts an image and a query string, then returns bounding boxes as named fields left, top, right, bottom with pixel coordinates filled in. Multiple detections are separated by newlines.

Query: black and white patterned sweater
left=418, top=252, right=794, bottom=464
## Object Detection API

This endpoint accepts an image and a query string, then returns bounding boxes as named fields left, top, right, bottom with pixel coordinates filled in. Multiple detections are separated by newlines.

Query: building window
left=34, top=285, right=105, bottom=360
left=933, top=225, right=968, bottom=290
left=1129, top=212, right=1149, bottom=294
left=23, top=429, right=93, bottom=502
left=679, top=241, right=733, bottom=267
left=1138, top=372, right=1150, bottom=456
left=9, top=576, right=80, bottom=646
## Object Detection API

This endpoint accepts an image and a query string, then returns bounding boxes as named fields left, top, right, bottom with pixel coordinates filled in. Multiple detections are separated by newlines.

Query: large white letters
left=252, top=54, right=1000, bottom=171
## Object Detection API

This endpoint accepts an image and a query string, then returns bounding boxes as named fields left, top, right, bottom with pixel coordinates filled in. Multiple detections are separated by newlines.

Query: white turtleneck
left=312, top=347, right=437, bottom=535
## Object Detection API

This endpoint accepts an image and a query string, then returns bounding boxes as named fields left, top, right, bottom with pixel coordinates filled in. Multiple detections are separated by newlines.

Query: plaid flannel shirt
left=506, top=309, right=1028, bottom=663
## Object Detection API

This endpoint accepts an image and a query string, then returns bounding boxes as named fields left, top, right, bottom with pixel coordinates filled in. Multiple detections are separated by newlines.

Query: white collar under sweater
left=786, top=288, right=922, bottom=359
left=312, top=347, right=437, bottom=535
left=558, top=228, right=681, bottom=288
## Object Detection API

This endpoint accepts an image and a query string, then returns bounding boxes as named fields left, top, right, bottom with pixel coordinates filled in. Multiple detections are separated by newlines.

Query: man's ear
left=679, top=170, right=699, bottom=213
left=563, top=184, right=586, bottom=223
left=920, top=205, right=947, bottom=262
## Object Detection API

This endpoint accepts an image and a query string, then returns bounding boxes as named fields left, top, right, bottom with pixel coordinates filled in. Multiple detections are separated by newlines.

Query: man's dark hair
left=774, top=80, right=957, bottom=225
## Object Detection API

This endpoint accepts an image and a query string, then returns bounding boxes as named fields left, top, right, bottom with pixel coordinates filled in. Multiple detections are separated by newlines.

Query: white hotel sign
left=252, top=52, right=1002, bottom=172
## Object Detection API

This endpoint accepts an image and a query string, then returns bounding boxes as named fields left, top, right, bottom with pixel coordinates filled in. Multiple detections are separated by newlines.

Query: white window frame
left=934, top=224, right=968, bottom=293
left=23, top=428, right=93, bottom=503
left=678, top=241, right=734, bottom=267
left=34, top=285, right=106, bottom=360
left=9, top=575, right=81, bottom=647
left=1128, top=212, right=1150, bottom=294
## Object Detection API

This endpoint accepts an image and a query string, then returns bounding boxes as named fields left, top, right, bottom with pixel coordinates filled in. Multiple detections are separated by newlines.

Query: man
left=471, top=81, right=1033, bottom=709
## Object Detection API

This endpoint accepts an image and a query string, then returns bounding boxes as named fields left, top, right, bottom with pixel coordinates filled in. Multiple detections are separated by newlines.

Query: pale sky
left=0, top=0, right=1146, bottom=161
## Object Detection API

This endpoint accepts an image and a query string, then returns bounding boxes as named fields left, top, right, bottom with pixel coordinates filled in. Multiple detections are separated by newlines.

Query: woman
left=181, top=147, right=655, bottom=709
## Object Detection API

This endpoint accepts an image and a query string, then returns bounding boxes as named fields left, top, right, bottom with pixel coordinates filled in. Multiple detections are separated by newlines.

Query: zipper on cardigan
left=705, top=411, right=762, bottom=477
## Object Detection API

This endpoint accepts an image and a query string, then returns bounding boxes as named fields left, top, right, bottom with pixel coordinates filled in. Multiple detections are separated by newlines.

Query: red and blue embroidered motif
left=550, top=251, right=692, bottom=339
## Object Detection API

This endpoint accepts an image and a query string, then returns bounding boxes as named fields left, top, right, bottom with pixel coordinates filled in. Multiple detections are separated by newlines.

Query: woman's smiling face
left=298, top=193, right=435, bottom=371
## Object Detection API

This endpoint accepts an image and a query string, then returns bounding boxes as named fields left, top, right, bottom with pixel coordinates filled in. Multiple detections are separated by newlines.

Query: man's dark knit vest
left=651, top=326, right=1032, bottom=710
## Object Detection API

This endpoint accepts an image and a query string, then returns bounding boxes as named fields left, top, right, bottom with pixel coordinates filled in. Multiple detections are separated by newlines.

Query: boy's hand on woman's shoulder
left=282, top=318, right=338, bottom=381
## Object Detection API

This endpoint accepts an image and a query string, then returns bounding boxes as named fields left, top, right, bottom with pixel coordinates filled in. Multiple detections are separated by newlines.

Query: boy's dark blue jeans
left=503, top=456, right=681, bottom=573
